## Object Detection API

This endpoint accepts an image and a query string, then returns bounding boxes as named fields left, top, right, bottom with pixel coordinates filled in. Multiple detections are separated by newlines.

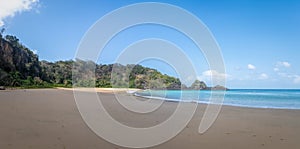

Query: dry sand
left=0, top=89, right=300, bottom=149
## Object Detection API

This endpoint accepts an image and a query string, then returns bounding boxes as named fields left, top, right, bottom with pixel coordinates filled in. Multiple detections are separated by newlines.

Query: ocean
left=135, top=89, right=300, bottom=109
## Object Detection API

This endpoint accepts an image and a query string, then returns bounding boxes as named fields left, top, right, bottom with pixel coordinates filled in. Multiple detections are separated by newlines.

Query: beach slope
left=0, top=89, right=299, bottom=149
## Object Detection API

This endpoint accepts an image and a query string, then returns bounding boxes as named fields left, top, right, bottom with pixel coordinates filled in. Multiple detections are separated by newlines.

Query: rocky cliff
left=0, top=37, right=40, bottom=79
left=0, top=36, right=41, bottom=86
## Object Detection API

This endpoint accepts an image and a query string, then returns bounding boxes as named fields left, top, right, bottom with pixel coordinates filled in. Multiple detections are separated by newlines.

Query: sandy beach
left=0, top=89, right=300, bottom=149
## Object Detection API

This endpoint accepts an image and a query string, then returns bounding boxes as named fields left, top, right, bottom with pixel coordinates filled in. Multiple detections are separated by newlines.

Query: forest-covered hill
left=0, top=30, right=230, bottom=91
left=0, top=32, right=212, bottom=89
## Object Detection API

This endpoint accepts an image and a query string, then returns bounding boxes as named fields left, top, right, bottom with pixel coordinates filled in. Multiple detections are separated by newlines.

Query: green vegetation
left=0, top=31, right=227, bottom=90
left=0, top=32, right=184, bottom=89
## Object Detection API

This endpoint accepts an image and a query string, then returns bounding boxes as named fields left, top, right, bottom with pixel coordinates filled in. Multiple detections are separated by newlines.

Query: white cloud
left=277, top=73, right=300, bottom=84
left=276, top=61, right=291, bottom=68
left=0, top=0, right=39, bottom=26
left=294, top=76, right=300, bottom=84
left=199, top=70, right=230, bottom=82
left=273, top=61, right=299, bottom=85
left=259, top=73, right=269, bottom=80
left=247, top=64, right=256, bottom=70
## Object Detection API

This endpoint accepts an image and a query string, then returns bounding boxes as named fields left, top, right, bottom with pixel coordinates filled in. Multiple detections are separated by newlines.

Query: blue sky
left=1, top=0, right=300, bottom=89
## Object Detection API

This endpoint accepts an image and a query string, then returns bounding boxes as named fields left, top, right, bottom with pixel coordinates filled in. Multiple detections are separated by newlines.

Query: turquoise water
left=135, top=89, right=300, bottom=109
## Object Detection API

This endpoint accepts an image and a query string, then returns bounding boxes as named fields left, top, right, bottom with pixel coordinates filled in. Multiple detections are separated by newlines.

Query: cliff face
left=0, top=38, right=40, bottom=79
left=0, top=36, right=40, bottom=85
left=0, top=38, right=15, bottom=72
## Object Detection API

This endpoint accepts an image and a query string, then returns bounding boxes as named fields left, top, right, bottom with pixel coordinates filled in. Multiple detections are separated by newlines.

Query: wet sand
left=0, top=89, right=300, bottom=149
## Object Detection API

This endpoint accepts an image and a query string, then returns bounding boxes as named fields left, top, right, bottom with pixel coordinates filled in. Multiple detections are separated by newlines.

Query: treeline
left=72, top=61, right=183, bottom=89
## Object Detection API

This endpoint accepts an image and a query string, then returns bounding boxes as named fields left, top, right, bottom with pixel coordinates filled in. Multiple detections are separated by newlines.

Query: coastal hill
left=0, top=32, right=227, bottom=90
left=0, top=35, right=40, bottom=86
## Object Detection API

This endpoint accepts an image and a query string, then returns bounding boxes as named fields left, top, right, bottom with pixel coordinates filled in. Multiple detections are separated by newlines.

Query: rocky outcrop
left=0, top=37, right=40, bottom=79
left=190, top=80, right=207, bottom=90
left=204, top=85, right=229, bottom=91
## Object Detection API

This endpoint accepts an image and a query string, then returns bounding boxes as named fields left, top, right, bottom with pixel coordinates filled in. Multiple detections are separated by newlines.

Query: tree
left=5, top=35, right=19, bottom=46
left=8, top=71, right=22, bottom=87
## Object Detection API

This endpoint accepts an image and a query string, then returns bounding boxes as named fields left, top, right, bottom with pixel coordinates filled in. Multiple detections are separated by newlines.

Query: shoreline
left=135, top=89, right=300, bottom=110
left=3, top=87, right=299, bottom=111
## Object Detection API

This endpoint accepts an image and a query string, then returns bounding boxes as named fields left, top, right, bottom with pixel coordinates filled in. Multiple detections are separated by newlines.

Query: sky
left=0, top=0, right=300, bottom=89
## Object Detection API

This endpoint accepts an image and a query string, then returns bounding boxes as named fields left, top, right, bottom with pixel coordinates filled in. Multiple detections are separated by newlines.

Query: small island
left=183, top=80, right=228, bottom=91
